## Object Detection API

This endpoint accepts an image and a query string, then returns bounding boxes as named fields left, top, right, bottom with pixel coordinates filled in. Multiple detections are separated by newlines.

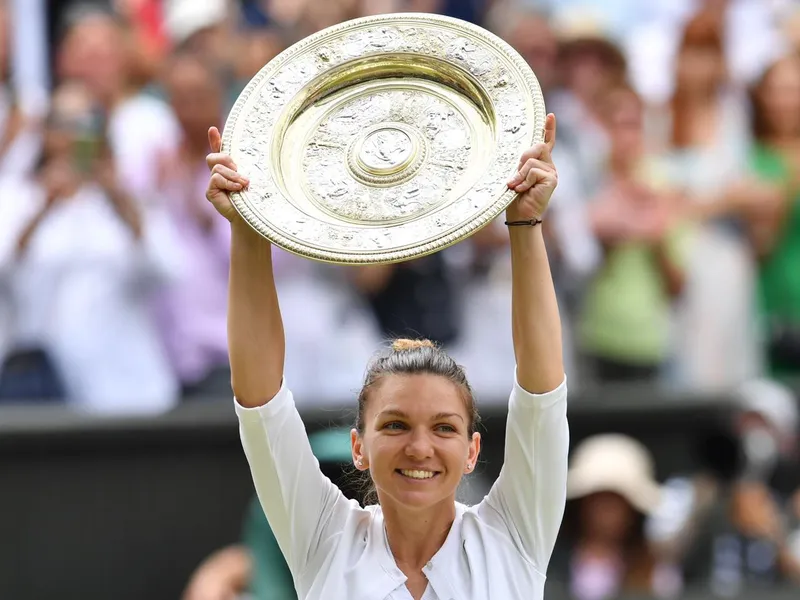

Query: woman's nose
left=404, top=428, right=434, bottom=459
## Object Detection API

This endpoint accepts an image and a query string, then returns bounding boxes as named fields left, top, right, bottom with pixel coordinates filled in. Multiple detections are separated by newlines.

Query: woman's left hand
left=506, top=113, right=558, bottom=221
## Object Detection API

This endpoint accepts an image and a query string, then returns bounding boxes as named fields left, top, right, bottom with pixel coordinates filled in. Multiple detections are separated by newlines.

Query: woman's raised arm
left=506, top=113, right=564, bottom=392
left=207, top=127, right=355, bottom=582
left=205, top=126, right=284, bottom=407
left=480, top=114, right=569, bottom=574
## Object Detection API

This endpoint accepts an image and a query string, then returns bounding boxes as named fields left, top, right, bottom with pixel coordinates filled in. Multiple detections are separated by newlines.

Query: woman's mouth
left=396, top=469, right=439, bottom=480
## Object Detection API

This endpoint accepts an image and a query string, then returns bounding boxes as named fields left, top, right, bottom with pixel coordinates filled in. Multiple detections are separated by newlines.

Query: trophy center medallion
left=346, top=122, right=427, bottom=187
left=358, top=128, right=414, bottom=175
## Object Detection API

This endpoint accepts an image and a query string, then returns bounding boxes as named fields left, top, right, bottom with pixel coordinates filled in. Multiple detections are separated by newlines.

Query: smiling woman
left=351, top=338, right=481, bottom=506
left=206, top=113, right=568, bottom=600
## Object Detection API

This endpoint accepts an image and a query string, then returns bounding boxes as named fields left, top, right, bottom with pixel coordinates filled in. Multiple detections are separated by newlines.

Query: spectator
left=652, top=12, right=760, bottom=390
left=648, top=379, right=800, bottom=592
left=0, top=80, right=179, bottom=413
left=551, top=434, right=680, bottom=600
left=742, top=54, right=800, bottom=380
left=56, top=4, right=181, bottom=204
left=153, top=50, right=232, bottom=398
left=578, top=85, right=687, bottom=383
left=548, top=16, right=627, bottom=197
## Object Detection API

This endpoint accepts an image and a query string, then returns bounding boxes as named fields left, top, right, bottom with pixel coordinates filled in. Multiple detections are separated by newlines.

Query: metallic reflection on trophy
left=222, top=13, right=545, bottom=264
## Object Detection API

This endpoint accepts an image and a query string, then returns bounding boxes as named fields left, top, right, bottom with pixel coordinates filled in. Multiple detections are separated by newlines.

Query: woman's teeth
left=399, top=469, right=436, bottom=479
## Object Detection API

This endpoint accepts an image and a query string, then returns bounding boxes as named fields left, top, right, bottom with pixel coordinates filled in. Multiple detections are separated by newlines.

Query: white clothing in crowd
left=0, top=177, right=182, bottom=414
left=107, top=93, right=182, bottom=204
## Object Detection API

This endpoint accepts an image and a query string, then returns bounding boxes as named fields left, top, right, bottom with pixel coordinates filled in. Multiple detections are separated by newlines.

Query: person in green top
left=182, top=427, right=359, bottom=600
left=578, top=85, right=687, bottom=383
left=744, top=54, right=800, bottom=379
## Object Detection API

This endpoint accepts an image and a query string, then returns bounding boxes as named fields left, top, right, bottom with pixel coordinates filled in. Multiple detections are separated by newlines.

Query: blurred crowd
left=2, top=1, right=800, bottom=599
left=1, top=0, right=800, bottom=414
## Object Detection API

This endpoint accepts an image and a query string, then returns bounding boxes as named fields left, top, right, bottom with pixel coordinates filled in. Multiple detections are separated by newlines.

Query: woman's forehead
left=368, top=374, right=466, bottom=416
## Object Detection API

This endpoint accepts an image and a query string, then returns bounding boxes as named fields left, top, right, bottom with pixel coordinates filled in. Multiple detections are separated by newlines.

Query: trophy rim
left=221, top=12, right=545, bottom=265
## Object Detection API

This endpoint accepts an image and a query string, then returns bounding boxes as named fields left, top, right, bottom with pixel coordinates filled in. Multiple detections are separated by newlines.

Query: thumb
left=208, top=127, right=222, bottom=153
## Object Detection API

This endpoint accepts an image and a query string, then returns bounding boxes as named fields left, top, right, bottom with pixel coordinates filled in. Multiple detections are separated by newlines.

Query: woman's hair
left=355, top=338, right=480, bottom=437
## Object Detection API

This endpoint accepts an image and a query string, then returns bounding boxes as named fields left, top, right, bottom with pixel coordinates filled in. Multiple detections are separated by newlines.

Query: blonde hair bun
left=391, top=338, right=436, bottom=352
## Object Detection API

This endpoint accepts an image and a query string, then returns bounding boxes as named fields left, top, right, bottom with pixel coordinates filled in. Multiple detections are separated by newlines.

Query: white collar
left=361, top=503, right=468, bottom=600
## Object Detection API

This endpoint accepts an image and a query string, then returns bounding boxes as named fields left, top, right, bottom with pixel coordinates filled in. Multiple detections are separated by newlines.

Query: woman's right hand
left=205, top=126, right=250, bottom=222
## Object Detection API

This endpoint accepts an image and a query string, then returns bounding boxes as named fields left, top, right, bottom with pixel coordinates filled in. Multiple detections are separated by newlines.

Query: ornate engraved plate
left=222, top=13, right=545, bottom=264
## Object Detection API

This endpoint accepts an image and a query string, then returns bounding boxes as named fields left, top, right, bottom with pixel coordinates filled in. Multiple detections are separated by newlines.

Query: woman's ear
left=351, top=428, right=368, bottom=471
left=465, top=432, right=481, bottom=473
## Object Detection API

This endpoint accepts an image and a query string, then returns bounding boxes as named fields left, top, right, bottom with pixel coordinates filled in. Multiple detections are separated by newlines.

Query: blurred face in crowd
left=506, top=15, right=558, bottom=93
left=604, top=88, right=644, bottom=167
left=561, top=41, right=626, bottom=106
left=579, top=492, right=637, bottom=543
left=164, top=54, right=222, bottom=142
left=353, top=374, right=480, bottom=513
left=755, top=56, right=800, bottom=139
left=58, top=14, right=130, bottom=105
left=675, top=43, right=725, bottom=95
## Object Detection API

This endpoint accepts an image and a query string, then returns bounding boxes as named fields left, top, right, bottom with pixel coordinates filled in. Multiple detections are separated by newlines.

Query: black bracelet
left=505, top=218, right=543, bottom=227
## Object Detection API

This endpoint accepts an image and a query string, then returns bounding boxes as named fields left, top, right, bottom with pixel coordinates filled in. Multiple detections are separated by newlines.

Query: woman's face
left=606, top=91, right=644, bottom=164
left=57, top=15, right=128, bottom=103
left=165, top=57, right=221, bottom=137
left=757, top=58, right=800, bottom=138
left=352, top=374, right=480, bottom=512
left=675, top=46, right=724, bottom=93
left=579, top=492, right=637, bottom=542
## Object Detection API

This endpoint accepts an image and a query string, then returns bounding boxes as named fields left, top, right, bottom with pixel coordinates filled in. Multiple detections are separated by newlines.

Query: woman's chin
left=380, top=473, right=456, bottom=510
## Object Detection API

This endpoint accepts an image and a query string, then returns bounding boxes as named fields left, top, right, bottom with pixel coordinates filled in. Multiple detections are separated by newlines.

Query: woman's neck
left=381, top=499, right=456, bottom=571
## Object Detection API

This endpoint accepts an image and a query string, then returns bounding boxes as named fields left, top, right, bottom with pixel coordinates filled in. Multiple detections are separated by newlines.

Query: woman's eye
left=436, top=424, right=457, bottom=433
left=384, top=421, right=405, bottom=430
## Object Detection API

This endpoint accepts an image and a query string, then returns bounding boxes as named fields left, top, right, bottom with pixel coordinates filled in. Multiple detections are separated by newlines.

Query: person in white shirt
left=203, top=114, right=569, bottom=600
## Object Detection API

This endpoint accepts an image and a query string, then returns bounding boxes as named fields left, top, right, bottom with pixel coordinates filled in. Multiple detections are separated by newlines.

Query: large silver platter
left=222, top=12, right=545, bottom=264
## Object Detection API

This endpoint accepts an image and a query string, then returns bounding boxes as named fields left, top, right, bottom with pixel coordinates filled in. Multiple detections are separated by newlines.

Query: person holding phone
left=0, top=80, right=179, bottom=412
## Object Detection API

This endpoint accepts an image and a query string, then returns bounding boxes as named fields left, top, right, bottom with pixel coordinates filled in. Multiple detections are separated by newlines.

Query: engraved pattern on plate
left=302, top=88, right=470, bottom=224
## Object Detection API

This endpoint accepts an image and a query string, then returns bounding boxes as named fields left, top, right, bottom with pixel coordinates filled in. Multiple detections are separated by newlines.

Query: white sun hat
left=566, top=434, right=662, bottom=515
left=163, top=0, right=228, bottom=46
left=735, top=378, right=798, bottom=444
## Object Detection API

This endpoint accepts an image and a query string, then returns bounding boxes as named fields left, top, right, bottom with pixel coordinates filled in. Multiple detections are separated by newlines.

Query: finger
left=508, top=158, right=553, bottom=189
left=208, top=126, right=222, bottom=154
left=209, top=172, right=243, bottom=192
left=206, top=152, right=237, bottom=172
left=544, top=113, right=557, bottom=152
left=211, top=163, right=249, bottom=187
left=514, top=168, right=552, bottom=193
left=512, top=143, right=552, bottom=176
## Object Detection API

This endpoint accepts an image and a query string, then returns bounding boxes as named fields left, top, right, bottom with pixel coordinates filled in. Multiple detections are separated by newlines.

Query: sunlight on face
left=353, top=374, right=480, bottom=512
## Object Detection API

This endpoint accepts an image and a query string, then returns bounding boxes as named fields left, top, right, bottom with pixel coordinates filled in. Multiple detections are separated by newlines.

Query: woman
left=649, top=13, right=759, bottom=390
left=743, top=54, right=800, bottom=379
left=204, top=114, right=568, bottom=600
left=579, top=85, right=686, bottom=383
left=555, top=435, right=678, bottom=600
